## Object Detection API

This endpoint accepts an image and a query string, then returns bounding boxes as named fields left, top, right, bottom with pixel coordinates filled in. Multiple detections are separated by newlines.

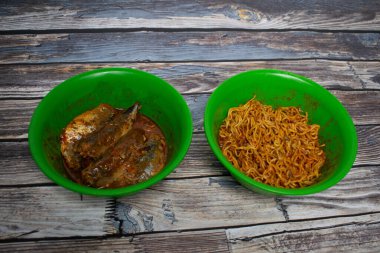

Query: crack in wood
left=275, top=197, right=290, bottom=221
left=111, top=201, right=154, bottom=235
left=371, top=74, right=380, bottom=85
left=348, top=61, right=367, bottom=89
left=139, top=212, right=154, bottom=232
left=120, top=204, right=139, bottom=234
left=104, top=198, right=118, bottom=235
left=162, top=199, right=178, bottom=224
left=208, top=177, right=238, bottom=188
left=0, top=229, right=40, bottom=240
left=228, top=220, right=380, bottom=243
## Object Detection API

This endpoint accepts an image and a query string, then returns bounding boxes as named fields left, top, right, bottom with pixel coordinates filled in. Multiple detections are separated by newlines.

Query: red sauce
left=61, top=103, right=167, bottom=189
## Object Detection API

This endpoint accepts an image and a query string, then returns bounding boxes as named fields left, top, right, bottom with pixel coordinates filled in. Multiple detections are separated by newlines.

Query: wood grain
left=0, top=178, right=284, bottom=240
left=1, top=0, right=379, bottom=251
left=0, top=230, right=229, bottom=253
left=350, top=61, right=380, bottom=89
left=0, top=99, right=37, bottom=139
left=0, top=166, right=378, bottom=240
left=279, top=165, right=380, bottom=220
left=1, top=60, right=379, bottom=99
left=0, top=132, right=226, bottom=186
left=0, top=94, right=206, bottom=138
left=0, top=141, right=49, bottom=185
left=356, top=125, right=380, bottom=166
left=0, top=0, right=379, bottom=31
left=0, top=90, right=379, bottom=139
left=0, top=186, right=110, bottom=240
left=1, top=213, right=379, bottom=253
left=0, top=125, right=378, bottom=186
left=109, top=167, right=380, bottom=235
left=227, top=213, right=380, bottom=253
left=329, top=90, right=380, bottom=125
left=111, top=176, right=283, bottom=234
left=0, top=32, right=379, bottom=64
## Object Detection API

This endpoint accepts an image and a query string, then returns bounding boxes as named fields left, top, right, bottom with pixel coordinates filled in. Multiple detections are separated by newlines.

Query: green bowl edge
left=204, top=69, right=358, bottom=196
left=28, top=67, right=193, bottom=197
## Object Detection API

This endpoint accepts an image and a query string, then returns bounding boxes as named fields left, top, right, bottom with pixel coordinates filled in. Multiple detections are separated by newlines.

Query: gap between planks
left=2, top=28, right=380, bottom=35
left=0, top=212, right=379, bottom=253
left=2, top=164, right=377, bottom=240
left=0, top=60, right=379, bottom=102
left=1, top=31, right=379, bottom=64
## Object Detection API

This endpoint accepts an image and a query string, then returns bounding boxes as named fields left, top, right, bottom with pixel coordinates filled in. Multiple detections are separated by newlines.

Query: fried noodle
left=218, top=98, right=325, bottom=188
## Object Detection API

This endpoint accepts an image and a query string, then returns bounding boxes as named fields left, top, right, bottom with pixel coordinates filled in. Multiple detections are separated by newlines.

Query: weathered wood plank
left=0, top=132, right=226, bottom=185
left=0, top=178, right=284, bottom=240
left=174, top=131, right=225, bottom=177
left=0, top=167, right=378, bottom=240
left=110, top=177, right=284, bottom=234
left=1, top=60, right=379, bottom=99
left=356, top=125, right=380, bottom=166
left=279, top=166, right=380, bottom=220
left=0, top=32, right=379, bottom=64
left=0, top=0, right=379, bottom=31
left=0, top=125, right=378, bottom=186
left=0, top=94, right=205, bottom=139
left=0, top=90, right=378, bottom=139
left=0, top=141, right=48, bottom=185
left=1, top=213, right=379, bottom=253
left=329, top=90, right=380, bottom=126
left=0, top=99, right=36, bottom=139
left=227, top=213, right=380, bottom=253
left=87, top=166, right=380, bottom=235
left=0, top=186, right=111, bottom=240
left=0, top=230, right=228, bottom=253
left=350, top=61, right=380, bottom=89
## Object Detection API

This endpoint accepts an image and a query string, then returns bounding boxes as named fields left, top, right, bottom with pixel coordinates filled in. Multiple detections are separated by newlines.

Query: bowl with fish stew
left=29, top=68, right=193, bottom=197
left=204, top=69, right=357, bottom=196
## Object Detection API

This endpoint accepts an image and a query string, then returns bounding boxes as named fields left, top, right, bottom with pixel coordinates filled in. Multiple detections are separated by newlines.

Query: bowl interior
left=205, top=69, right=357, bottom=195
left=29, top=68, right=193, bottom=197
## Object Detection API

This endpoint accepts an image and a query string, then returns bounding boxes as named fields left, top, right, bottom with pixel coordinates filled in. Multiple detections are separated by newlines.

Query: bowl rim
left=28, top=67, right=193, bottom=197
left=204, top=69, right=358, bottom=195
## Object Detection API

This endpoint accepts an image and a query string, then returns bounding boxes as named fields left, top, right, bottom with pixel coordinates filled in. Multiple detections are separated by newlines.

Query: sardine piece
left=60, top=103, right=118, bottom=171
left=137, top=138, right=167, bottom=182
left=76, top=103, right=141, bottom=159
left=81, top=128, right=166, bottom=189
left=81, top=128, right=146, bottom=188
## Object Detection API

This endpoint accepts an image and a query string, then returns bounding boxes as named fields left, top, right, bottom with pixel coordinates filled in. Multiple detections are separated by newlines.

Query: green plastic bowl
left=204, top=69, right=357, bottom=196
left=29, top=68, right=193, bottom=197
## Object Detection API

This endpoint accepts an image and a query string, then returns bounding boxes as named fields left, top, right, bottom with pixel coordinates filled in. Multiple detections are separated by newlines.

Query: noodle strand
left=218, top=98, right=325, bottom=189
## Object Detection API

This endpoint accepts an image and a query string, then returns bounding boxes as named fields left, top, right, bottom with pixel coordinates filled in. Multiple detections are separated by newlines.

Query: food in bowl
left=61, top=102, right=167, bottom=189
left=29, top=67, right=193, bottom=197
left=204, top=69, right=357, bottom=195
left=218, top=97, right=325, bottom=189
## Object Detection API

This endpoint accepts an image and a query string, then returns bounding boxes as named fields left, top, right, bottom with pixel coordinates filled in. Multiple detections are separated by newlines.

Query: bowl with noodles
left=204, top=69, right=357, bottom=195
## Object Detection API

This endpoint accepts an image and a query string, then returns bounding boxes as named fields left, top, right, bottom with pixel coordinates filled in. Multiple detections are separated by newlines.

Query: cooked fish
left=61, top=103, right=167, bottom=189
left=81, top=126, right=166, bottom=189
left=137, top=137, right=167, bottom=182
left=60, top=103, right=118, bottom=171
left=76, top=102, right=141, bottom=159
left=81, top=128, right=146, bottom=188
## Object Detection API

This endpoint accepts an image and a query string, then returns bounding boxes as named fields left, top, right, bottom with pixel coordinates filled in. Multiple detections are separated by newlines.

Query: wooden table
left=0, top=1, right=379, bottom=252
